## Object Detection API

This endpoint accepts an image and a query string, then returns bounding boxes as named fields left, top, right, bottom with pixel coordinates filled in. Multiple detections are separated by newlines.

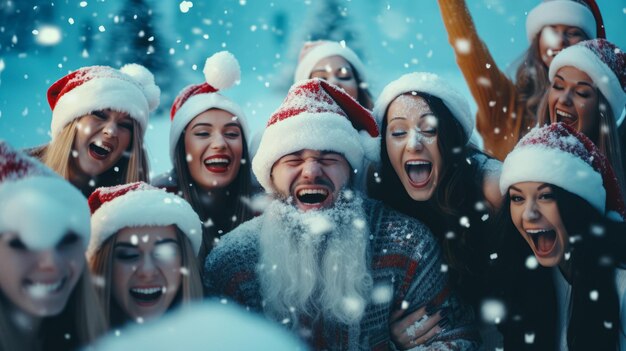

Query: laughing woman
left=30, top=64, right=160, bottom=197
left=369, top=72, right=502, bottom=349
left=437, top=0, right=605, bottom=160
left=87, top=182, right=203, bottom=328
left=0, top=142, right=106, bottom=351
left=537, top=38, right=626, bottom=194
left=152, top=51, right=253, bottom=261
left=493, top=122, right=626, bottom=350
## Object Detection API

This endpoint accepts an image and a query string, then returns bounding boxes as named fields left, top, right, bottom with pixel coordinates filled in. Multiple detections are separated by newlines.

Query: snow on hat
left=169, top=51, right=248, bottom=162
left=87, top=182, right=202, bottom=258
left=500, top=123, right=625, bottom=219
left=373, top=72, right=474, bottom=143
left=294, top=40, right=367, bottom=83
left=0, top=141, right=90, bottom=250
left=549, top=38, right=626, bottom=126
left=252, top=78, right=380, bottom=193
left=47, top=64, right=160, bottom=139
left=526, top=0, right=605, bottom=42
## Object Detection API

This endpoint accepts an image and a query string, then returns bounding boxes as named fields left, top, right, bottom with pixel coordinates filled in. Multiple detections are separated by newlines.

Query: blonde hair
left=0, top=266, right=107, bottom=351
left=88, top=228, right=203, bottom=327
left=41, top=117, right=149, bottom=193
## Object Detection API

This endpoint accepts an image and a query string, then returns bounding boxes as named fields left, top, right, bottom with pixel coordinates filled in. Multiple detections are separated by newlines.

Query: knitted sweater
left=438, top=0, right=537, bottom=161
left=204, top=198, right=480, bottom=350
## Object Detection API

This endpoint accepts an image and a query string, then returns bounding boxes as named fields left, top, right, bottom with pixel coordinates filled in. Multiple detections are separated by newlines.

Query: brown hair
left=88, top=228, right=203, bottom=328
left=0, top=266, right=107, bottom=351
left=40, top=117, right=149, bottom=195
left=513, top=36, right=551, bottom=123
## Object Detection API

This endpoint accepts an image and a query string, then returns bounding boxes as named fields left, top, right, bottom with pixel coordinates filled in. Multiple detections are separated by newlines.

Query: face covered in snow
left=309, top=56, right=359, bottom=100
left=508, top=182, right=569, bottom=268
left=111, top=225, right=182, bottom=322
left=184, top=109, right=244, bottom=191
left=0, top=231, right=85, bottom=318
left=71, top=109, right=133, bottom=179
left=385, top=94, right=442, bottom=202
left=548, top=66, right=600, bottom=140
left=538, top=25, right=587, bottom=67
left=271, top=150, right=352, bottom=211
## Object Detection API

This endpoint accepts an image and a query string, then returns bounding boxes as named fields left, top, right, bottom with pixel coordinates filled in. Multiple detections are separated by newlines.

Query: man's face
left=270, top=150, right=351, bottom=211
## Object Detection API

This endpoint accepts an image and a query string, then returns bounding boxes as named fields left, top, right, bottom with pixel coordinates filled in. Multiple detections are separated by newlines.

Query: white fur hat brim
left=251, top=112, right=379, bottom=193
left=373, top=72, right=474, bottom=142
left=88, top=189, right=203, bottom=258
left=526, top=0, right=596, bottom=42
left=500, top=145, right=605, bottom=213
left=0, top=176, right=90, bottom=250
left=51, top=77, right=150, bottom=138
left=294, top=42, right=367, bottom=83
left=549, top=44, right=626, bottom=126
left=169, top=92, right=248, bottom=163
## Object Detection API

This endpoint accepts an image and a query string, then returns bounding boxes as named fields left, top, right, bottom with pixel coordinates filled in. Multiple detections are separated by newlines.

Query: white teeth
left=526, top=229, right=550, bottom=235
left=406, top=160, right=431, bottom=166
left=93, top=141, right=112, bottom=152
left=26, top=279, right=64, bottom=297
left=130, top=287, right=162, bottom=295
left=556, top=110, right=573, bottom=119
left=204, top=158, right=230, bottom=165
left=297, top=188, right=328, bottom=197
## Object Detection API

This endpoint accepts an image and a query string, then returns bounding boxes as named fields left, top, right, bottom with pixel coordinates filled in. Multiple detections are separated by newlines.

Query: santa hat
left=252, top=78, right=380, bottom=193
left=549, top=38, right=626, bottom=126
left=373, top=72, right=474, bottom=143
left=0, top=141, right=90, bottom=250
left=294, top=40, right=367, bottom=83
left=500, top=123, right=625, bottom=220
left=87, top=182, right=202, bottom=258
left=526, top=0, right=605, bottom=42
left=47, top=64, right=160, bottom=139
left=169, top=51, right=248, bottom=162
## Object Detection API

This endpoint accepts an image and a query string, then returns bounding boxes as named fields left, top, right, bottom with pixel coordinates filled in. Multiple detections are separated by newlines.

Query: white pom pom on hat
left=120, top=63, right=161, bottom=112
left=169, top=51, right=248, bottom=163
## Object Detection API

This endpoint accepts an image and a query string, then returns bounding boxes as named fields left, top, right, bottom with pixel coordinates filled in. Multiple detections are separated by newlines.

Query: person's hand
left=389, top=305, right=449, bottom=349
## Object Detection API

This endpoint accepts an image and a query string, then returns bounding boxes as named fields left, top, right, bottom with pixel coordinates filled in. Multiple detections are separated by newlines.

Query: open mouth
left=296, top=188, right=329, bottom=205
left=405, top=160, right=432, bottom=187
left=24, top=277, right=67, bottom=298
left=204, top=156, right=231, bottom=173
left=555, top=109, right=577, bottom=127
left=129, top=286, right=164, bottom=306
left=527, top=229, right=557, bottom=256
left=88, top=141, right=112, bottom=160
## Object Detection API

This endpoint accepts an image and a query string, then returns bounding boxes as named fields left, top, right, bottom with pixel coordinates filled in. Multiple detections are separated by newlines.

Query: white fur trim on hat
left=373, top=72, right=474, bottom=142
left=0, top=176, right=90, bottom=250
left=549, top=44, right=626, bottom=126
left=51, top=77, right=150, bottom=138
left=169, top=93, right=248, bottom=162
left=294, top=41, right=367, bottom=83
left=500, top=145, right=605, bottom=213
left=526, top=0, right=596, bottom=42
left=88, top=189, right=203, bottom=258
left=251, top=113, right=378, bottom=193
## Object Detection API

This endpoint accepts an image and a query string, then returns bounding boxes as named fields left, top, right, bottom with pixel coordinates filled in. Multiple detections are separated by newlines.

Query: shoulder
left=207, top=216, right=262, bottom=265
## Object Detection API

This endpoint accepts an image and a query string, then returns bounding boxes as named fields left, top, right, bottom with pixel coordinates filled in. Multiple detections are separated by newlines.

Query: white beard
left=258, top=190, right=373, bottom=328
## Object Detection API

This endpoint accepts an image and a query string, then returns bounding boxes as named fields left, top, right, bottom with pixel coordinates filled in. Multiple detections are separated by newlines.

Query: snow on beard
left=258, top=189, right=373, bottom=330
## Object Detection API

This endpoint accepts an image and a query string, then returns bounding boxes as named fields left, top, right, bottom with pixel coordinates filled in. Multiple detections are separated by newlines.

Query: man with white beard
left=204, top=79, right=479, bottom=350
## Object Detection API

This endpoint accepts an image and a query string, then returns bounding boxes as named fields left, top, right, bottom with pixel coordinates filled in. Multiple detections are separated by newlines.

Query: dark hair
left=514, top=36, right=551, bottom=124
left=369, top=92, right=492, bottom=305
left=174, top=129, right=253, bottom=260
left=350, top=64, right=374, bottom=110
left=490, top=186, right=620, bottom=350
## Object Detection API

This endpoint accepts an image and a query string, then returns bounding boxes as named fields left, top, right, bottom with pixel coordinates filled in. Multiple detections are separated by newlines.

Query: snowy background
left=1, top=0, right=624, bottom=177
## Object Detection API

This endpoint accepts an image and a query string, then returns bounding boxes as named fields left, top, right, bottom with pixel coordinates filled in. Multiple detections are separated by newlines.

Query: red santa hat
left=500, top=123, right=625, bottom=220
left=373, top=72, right=474, bottom=143
left=251, top=78, right=380, bottom=193
left=87, top=182, right=202, bottom=258
left=526, top=0, right=605, bottom=42
left=169, top=51, right=248, bottom=162
left=294, top=40, right=367, bottom=83
left=0, top=141, right=90, bottom=250
left=47, top=64, right=160, bottom=139
left=549, top=38, right=626, bottom=126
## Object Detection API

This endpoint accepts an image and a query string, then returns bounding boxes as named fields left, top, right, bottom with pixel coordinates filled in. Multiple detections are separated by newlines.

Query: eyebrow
left=155, top=238, right=179, bottom=246
left=114, top=242, right=137, bottom=249
left=114, top=238, right=179, bottom=249
left=191, top=122, right=241, bottom=129
left=389, top=112, right=435, bottom=122
left=554, top=74, right=595, bottom=88
left=537, top=184, right=552, bottom=191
